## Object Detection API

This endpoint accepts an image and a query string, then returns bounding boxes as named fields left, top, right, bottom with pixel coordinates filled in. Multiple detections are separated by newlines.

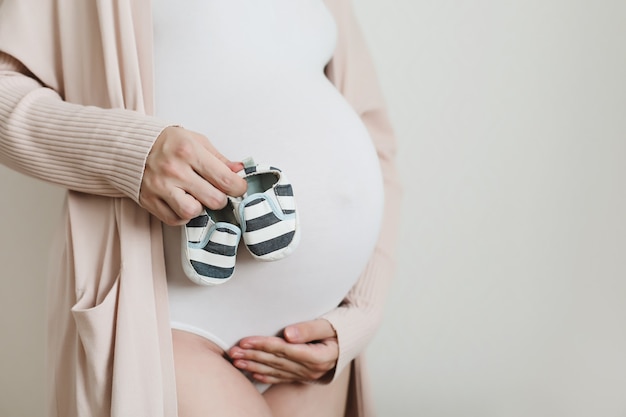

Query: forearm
left=0, top=52, right=169, bottom=201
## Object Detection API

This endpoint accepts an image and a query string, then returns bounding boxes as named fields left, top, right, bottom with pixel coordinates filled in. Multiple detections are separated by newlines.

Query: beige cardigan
left=0, top=0, right=401, bottom=416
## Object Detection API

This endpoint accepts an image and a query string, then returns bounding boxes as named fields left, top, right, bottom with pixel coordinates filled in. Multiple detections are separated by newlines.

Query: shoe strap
left=242, top=157, right=255, bottom=169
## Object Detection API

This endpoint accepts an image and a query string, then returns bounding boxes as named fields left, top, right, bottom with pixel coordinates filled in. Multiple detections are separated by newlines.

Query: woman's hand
left=228, top=319, right=339, bottom=385
left=139, top=126, right=247, bottom=225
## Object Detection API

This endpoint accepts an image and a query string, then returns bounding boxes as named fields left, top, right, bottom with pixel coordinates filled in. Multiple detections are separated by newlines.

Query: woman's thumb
left=284, top=319, right=336, bottom=343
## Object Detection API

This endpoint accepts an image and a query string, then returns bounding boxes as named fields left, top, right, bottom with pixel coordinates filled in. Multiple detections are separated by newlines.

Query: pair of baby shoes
left=181, top=158, right=300, bottom=286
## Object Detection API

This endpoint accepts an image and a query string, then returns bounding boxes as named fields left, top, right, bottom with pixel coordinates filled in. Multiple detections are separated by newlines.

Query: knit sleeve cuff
left=320, top=249, right=396, bottom=383
left=1, top=72, right=172, bottom=201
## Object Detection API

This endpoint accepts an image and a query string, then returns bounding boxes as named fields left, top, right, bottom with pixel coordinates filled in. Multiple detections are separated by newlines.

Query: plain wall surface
left=355, top=1, right=626, bottom=416
left=1, top=1, right=626, bottom=416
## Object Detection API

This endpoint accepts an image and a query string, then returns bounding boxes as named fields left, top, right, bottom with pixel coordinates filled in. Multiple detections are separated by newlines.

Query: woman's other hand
left=140, top=126, right=247, bottom=225
left=228, top=319, right=339, bottom=385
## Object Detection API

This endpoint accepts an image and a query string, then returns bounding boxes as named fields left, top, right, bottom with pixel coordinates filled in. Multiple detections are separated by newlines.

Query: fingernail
left=231, top=351, right=243, bottom=359
left=235, top=360, right=247, bottom=369
left=285, top=327, right=299, bottom=341
left=241, top=343, right=253, bottom=349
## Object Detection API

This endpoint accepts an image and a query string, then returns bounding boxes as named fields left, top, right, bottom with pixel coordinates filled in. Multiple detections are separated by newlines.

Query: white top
left=153, top=0, right=384, bottom=351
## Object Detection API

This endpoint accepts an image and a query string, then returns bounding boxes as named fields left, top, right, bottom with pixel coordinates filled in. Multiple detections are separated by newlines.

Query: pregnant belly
left=163, top=74, right=384, bottom=349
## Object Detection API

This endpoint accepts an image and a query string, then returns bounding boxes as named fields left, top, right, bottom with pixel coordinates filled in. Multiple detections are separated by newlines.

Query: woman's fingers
left=193, top=133, right=247, bottom=196
left=232, top=355, right=329, bottom=383
left=228, top=336, right=338, bottom=383
left=236, top=337, right=338, bottom=366
left=227, top=319, right=340, bottom=384
left=232, top=354, right=305, bottom=383
left=283, top=319, right=337, bottom=344
left=140, top=195, right=190, bottom=226
left=186, top=147, right=247, bottom=207
left=139, top=126, right=247, bottom=224
left=161, top=188, right=204, bottom=222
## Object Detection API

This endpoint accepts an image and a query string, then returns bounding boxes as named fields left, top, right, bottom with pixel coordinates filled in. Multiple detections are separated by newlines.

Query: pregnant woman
left=0, top=0, right=401, bottom=416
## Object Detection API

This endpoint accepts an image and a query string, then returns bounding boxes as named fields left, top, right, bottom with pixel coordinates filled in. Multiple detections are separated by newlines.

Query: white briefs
left=153, top=0, right=384, bottom=356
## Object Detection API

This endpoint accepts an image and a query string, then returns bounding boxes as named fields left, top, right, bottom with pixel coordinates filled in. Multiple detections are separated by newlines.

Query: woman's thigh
left=262, top=365, right=351, bottom=417
left=172, top=329, right=273, bottom=417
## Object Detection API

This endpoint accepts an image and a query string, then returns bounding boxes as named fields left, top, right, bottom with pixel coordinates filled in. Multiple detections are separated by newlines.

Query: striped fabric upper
left=182, top=204, right=241, bottom=286
left=231, top=159, right=300, bottom=261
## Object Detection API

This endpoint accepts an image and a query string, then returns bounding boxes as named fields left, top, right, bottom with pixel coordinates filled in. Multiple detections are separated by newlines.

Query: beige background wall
left=356, top=0, right=626, bottom=416
left=2, top=0, right=626, bottom=416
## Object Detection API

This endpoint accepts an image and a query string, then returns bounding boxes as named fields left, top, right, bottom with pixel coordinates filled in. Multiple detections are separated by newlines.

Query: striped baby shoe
left=230, top=158, right=300, bottom=261
left=181, top=201, right=241, bottom=285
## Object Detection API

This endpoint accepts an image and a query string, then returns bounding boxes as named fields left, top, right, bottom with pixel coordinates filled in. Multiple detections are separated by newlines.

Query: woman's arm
left=0, top=52, right=167, bottom=199
left=0, top=52, right=247, bottom=224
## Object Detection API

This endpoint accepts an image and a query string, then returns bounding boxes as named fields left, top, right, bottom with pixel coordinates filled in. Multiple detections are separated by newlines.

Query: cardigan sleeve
left=0, top=52, right=170, bottom=201
left=320, top=0, right=403, bottom=382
